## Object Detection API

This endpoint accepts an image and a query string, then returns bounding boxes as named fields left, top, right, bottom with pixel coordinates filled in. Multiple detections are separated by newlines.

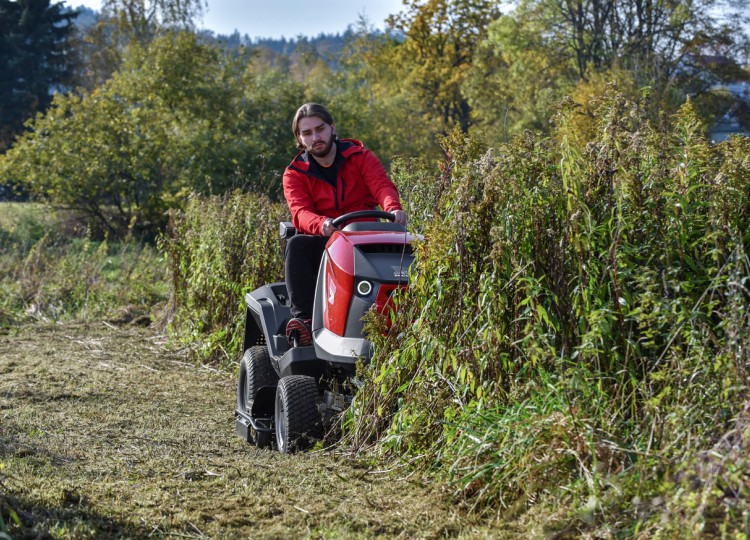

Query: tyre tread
left=277, top=376, right=322, bottom=453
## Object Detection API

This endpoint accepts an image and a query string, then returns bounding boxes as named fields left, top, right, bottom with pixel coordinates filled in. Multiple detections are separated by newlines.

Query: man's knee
left=285, top=234, right=301, bottom=261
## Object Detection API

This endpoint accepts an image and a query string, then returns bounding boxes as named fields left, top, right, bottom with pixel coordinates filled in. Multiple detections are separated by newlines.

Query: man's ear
left=331, top=123, right=336, bottom=137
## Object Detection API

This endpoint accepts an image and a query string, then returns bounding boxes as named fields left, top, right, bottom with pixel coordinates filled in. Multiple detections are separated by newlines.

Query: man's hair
left=292, top=103, right=335, bottom=149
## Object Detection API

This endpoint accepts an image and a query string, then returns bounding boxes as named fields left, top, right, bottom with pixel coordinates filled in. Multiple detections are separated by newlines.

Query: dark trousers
left=285, top=234, right=328, bottom=319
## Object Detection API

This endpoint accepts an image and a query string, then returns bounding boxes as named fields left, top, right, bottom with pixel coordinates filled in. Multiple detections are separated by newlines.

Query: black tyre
left=237, top=346, right=278, bottom=448
left=274, top=376, right=323, bottom=454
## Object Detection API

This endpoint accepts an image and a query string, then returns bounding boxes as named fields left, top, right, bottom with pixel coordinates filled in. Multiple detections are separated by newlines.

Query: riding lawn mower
left=235, top=210, right=417, bottom=453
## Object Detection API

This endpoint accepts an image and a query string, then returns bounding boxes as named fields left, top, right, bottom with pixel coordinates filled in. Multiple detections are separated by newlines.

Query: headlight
left=356, top=280, right=373, bottom=296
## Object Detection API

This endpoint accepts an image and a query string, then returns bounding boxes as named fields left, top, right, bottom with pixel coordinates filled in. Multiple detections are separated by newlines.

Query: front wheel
left=274, top=376, right=322, bottom=454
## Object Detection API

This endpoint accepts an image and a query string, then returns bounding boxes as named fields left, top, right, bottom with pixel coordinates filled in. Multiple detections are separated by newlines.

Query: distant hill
left=66, top=3, right=351, bottom=59
left=202, top=29, right=351, bottom=58
left=68, top=4, right=99, bottom=30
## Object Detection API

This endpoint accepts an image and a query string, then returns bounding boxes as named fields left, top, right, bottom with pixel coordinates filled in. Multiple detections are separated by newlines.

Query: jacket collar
left=289, top=138, right=364, bottom=170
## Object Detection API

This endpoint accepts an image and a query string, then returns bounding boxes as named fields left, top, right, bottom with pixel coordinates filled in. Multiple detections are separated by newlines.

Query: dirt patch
left=0, top=322, right=494, bottom=539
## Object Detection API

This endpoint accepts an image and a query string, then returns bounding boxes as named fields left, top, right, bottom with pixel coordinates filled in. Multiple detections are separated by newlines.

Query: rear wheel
left=237, top=346, right=278, bottom=448
left=274, top=376, right=322, bottom=454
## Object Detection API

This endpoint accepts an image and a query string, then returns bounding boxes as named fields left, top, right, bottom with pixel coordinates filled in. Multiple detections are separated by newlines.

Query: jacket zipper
left=292, top=161, right=344, bottom=210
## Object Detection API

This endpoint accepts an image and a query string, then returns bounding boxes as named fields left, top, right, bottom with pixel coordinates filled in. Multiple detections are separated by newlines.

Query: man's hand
left=322, top=218, right=339, bottom=237
left=392, top=209, right=408, bottom=227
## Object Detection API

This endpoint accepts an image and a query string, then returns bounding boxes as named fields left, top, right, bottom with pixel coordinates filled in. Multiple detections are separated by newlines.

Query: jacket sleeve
left=359, top=149, right=403, bottom=212
left=283, top=169, right=327, bottom=235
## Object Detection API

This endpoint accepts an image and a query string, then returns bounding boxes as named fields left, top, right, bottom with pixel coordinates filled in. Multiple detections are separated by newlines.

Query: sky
left=68, top=0, right=406, bottom=39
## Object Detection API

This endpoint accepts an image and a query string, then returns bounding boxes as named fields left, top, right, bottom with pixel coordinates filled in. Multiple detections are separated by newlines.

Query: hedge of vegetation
left=346, top=93, right=750, bottom=536
left=160, top=192, right=289, bottom=364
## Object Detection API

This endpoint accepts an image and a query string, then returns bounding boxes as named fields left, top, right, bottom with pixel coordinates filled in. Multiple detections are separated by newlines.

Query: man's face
left=297, top=116, right=336, bottom=158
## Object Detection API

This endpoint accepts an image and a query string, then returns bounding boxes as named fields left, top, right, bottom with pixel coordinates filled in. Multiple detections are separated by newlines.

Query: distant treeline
left=1, top=0, right=749, bottom=232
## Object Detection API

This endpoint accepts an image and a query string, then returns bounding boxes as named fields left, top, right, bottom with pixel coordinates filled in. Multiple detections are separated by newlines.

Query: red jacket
left=283, top=139, right=403, bottom=235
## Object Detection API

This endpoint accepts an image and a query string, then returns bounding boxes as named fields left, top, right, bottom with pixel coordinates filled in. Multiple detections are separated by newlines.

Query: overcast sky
left=67, top=0, right=406, bottom=39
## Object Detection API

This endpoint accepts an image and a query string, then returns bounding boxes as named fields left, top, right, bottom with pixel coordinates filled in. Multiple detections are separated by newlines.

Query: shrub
left=348, top=91, right=750, bottom=535
left=0, top=32, right=303, bottom=240
left=160, top=191, right=288, bottom=365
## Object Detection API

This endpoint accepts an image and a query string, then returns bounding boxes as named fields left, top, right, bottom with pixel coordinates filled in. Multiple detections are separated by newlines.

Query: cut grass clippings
left=0, top=322, right=498, bottom=539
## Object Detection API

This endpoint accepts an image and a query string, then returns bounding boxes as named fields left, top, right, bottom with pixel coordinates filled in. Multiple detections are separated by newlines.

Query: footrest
left=272, top=334, right=289, bottom=352
left=236, top=409, right=273, bottom=439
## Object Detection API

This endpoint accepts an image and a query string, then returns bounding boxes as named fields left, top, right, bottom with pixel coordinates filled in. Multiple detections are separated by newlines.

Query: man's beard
left=308, top=134, right=335, bottom=158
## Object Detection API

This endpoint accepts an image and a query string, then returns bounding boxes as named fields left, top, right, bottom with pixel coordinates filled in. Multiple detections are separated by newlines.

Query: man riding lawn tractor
left=283, top=103, right=408, bottom=345
left=234, top=103, right=416, bottom=453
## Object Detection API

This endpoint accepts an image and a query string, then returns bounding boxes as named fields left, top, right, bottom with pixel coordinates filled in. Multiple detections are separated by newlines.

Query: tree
left=0, top=32, right=302, bottom=238
left=75, top=0, right=206, bottom=90
left=0, top=0, right=75, bottom=149
left=387, top=0, right=502, bottom=135
left=464, top=5, right=579, bottom=141
left=464, top=0, right=750, bottom=143
left=304, top=17, right=436, bottom=163
left=545, top=0, right=750, bottom=88
left=101, top=0, right=205, bottom=44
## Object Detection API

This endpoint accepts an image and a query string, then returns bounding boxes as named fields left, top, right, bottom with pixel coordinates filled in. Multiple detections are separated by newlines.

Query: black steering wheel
left=331, top=210, right=395, bottom=228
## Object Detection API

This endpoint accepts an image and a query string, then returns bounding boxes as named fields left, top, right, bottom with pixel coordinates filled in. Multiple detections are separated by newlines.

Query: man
left=282, top=103, right=407, bottom=346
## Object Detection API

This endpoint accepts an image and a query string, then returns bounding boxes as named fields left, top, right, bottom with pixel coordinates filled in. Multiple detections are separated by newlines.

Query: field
left=3, top=100, right=750, bottom=538
left=0, top=321, right=503, bottom=539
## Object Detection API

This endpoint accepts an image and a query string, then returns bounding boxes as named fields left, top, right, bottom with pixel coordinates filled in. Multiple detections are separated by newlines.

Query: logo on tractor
left=393, top=269, right=408, bottom=279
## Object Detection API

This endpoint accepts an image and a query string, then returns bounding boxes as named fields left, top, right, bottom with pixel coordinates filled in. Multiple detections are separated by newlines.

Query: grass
left=0, top=202, right=168, bottom=328
left=0, top=322, right=500, bottom=539
left=0, top=202, right=54, bottom=230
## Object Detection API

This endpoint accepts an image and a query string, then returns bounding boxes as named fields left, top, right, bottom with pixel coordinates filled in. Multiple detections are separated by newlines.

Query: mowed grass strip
left=0, top=323, right=494, bottom=539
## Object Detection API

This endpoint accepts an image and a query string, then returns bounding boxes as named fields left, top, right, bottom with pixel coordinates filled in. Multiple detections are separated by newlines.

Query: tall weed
left=349, top=91, right=750, bottom=535
left=160, top=191, right=288, bottom=365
